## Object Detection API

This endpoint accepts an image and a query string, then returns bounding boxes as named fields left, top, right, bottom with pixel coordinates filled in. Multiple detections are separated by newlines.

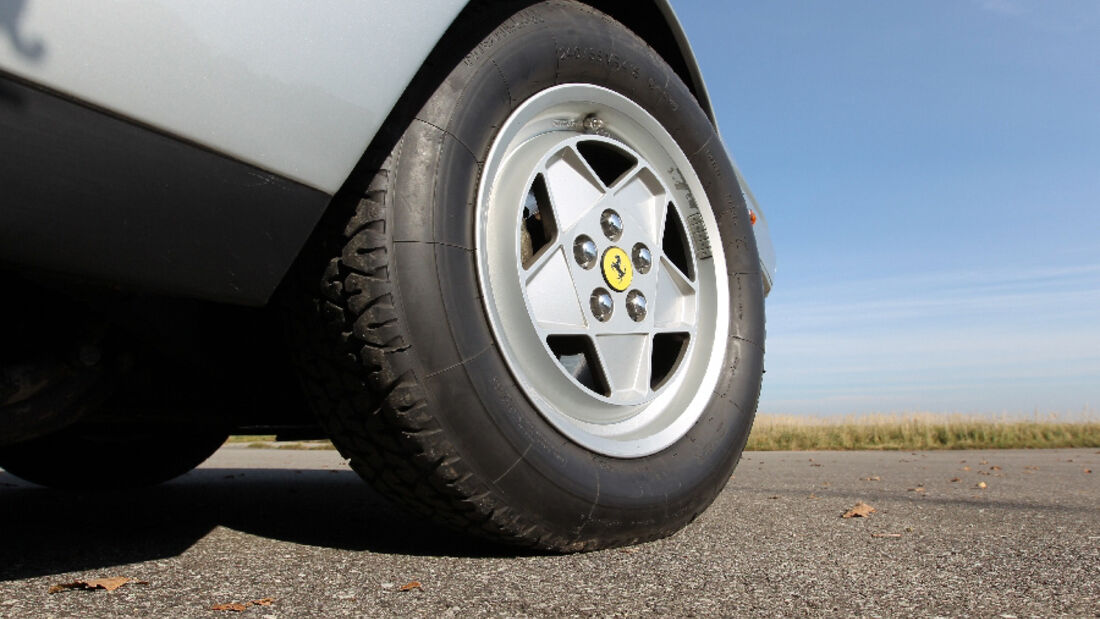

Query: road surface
left=1, top=447, right=1097, bottom=616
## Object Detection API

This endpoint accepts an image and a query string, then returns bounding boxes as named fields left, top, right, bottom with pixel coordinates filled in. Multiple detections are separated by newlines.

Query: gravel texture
left=1, top=447, right=1097, bottom=617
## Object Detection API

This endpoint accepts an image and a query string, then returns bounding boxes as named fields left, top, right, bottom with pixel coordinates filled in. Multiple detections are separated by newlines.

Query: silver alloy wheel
left=476, top=84, right=730, bottom=458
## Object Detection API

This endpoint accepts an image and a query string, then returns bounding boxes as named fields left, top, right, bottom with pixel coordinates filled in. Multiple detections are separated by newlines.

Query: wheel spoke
left=612, top=166, right=666, bottom=245
left=525, top=245, right=588, bottom=330
left=653, top=255, right=696, bottom=330
left=593, top=333, right=651, bottom=398
left=542, top=147, right=606, bottom=233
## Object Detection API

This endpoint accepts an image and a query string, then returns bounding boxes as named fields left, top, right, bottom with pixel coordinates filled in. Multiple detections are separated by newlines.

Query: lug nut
left=590, top=288, right=614, bottom=322
left=583, top=114, right=605, bottom=134
left=600, top=209, right=623, bottom=242
left=632, top=243, right=652, bottom=274
left=573, top=235, right=598, bottom=269
left=626, top=290, right=647, bottom=322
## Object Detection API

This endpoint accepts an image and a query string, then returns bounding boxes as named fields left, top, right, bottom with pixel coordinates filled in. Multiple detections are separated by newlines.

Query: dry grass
left=745, top=413, right=1100, bottom=451
left=227, top=414, right=1100, bottom=452
left=225, top=436, right=336, bottom=450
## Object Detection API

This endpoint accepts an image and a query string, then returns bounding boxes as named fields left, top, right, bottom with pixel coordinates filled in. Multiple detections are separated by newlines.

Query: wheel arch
left=321, top=0, right=720, bottom=222
left=580, top=0, right=717, bottom=124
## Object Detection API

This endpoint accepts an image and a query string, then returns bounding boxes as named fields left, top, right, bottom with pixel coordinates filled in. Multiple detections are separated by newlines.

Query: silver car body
left=0, top=0, right=774, bottom=292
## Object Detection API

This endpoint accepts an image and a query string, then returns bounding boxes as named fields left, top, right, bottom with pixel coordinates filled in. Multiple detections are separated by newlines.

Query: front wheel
left=294, top=0, right=764, bottom=551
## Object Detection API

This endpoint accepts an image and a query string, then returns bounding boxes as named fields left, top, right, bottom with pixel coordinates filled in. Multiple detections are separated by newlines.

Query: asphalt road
left=1, top=447, right=1097, bottom=617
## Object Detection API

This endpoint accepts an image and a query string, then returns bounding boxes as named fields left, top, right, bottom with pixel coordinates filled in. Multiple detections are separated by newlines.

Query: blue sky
left=676, top=1, right=1100, bottom=416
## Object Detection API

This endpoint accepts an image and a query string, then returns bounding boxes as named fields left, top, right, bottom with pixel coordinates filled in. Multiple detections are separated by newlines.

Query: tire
left=294, top=0, right=764, bottom=551
left=0, top=421, right=228, bottom=489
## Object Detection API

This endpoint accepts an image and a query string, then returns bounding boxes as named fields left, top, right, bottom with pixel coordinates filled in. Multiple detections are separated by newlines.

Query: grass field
left=744, top=413, right=1100, bottom=451
left=228, top=414, right=1100, bottom=452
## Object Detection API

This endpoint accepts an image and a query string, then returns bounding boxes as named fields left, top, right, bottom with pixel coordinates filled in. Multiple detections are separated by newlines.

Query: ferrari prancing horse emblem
left=601, top=247, right=633, bottom=292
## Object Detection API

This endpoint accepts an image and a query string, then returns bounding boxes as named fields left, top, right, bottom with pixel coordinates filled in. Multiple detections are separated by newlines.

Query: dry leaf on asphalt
left=1084, top=468, right=1092, bottom=474
left=990, top=466, right=1002, bottom=471
left=907, top=486, right=926, bottom=493
left=962, top=466, right=971, bottom=471
left=871, top=533, right=902, bottom=538
left=399, top=581, right=423, bottom=592
left=976, top=481, right=987, bottom=489
left=48, top=577, right=147, bottom=594
left=212, top=598, right=275, bottom=612
left=841, top=502, right=876, bottom=518
left=862, top=476, right=881, bottom=481
left=950, top=477, right=961, bottom=482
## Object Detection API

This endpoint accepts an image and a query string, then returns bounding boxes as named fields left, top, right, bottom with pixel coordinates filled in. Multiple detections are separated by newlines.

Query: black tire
left=0, top=421, right=228, bottom=489
left=293, top=0, right=764, bottom=551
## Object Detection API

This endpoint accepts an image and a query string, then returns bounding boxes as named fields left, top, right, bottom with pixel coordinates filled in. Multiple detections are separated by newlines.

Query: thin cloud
left=759, top=263, right=1100, bottom=415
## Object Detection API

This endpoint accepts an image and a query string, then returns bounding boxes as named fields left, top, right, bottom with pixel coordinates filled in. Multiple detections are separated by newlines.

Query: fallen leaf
left=978, top=470, right=991, bottom=476
left=976, top=481, right=987, bottom=489
left=212, top=603, right=249, bottom=612
left=808, top=492, right=818, bottom=499
left=907, top=486, right=926, bottom=493
left=1024, top=465, right=1039, bottom=470
left=862, top=476, right=881, bottom=481
left=962, top=466, right=971, bottom=471
left=950, top=477, right=961, bottom=482
left=48, top=577, right=147, bottom=594
left=979, top=460, right=989, bottom=465
left=1085, top=469, right=1092, bottom=474
left=990, top=466, right=1002, bottom=471
left=871, top=533, right=902, bottom=538
left=212, top=598, right=275, bottom=612
left=768, top=495, right=780, bottom=499
left=842, top=502, right=876, bottom=518
left=399, top=581, right=423, bottom=592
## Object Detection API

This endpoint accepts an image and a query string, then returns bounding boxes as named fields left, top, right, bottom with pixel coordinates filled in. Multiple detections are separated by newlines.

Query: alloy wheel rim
left=476, top=84, right=729, bottom=458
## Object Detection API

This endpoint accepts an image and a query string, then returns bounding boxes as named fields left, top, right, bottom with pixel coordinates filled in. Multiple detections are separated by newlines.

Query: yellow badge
left=601, top=247, right=633, bottom=292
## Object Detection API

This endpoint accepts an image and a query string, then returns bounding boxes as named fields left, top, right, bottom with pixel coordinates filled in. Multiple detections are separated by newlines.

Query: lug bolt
left=632, top=243, right=652, bottom=274
left=600, top=209, right=623, bottom=241
left=583, top=114, right=605, bottom=134
left=590, top=288, right=614, bottom=322
left=573, top=235, right=598, bottom=269
left=626, top=290, right=647, bottom=322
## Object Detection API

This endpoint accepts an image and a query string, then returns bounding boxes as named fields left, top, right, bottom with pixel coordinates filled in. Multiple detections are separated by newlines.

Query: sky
left=676, top=0, right=1100, bottom=417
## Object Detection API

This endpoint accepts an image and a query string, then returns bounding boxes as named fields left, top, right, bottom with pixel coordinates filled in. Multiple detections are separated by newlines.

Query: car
left=0, top=0, right=773, bottom=551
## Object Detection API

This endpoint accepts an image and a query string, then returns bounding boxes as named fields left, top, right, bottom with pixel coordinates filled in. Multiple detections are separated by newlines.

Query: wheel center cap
left=601, top=247, right=633, bottom=292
